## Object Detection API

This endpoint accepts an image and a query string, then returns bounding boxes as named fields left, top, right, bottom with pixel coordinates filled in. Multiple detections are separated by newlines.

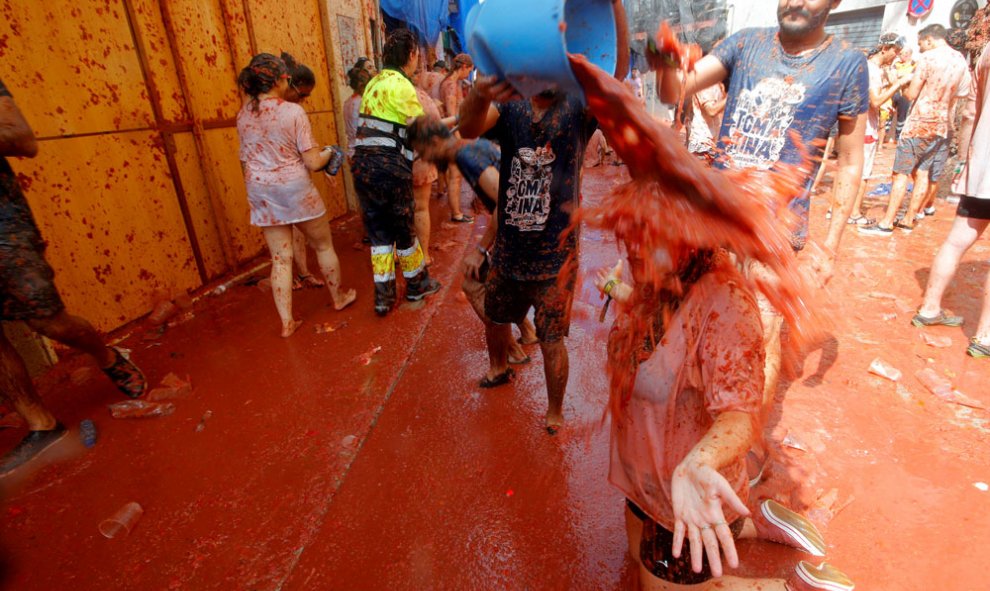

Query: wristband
left=603, top=278, right=618, bottom=295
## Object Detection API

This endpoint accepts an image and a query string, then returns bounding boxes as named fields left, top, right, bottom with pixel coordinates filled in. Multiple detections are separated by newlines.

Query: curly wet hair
left=382, top=29, right=420, bottom=70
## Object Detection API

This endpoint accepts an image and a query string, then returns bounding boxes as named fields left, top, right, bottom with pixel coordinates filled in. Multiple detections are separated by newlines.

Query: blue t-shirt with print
left=711, top=27, right=868, bottom=246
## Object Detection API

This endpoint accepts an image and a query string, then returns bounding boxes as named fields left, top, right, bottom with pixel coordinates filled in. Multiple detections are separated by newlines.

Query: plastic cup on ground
left=99, top=502, right=143, bottom=539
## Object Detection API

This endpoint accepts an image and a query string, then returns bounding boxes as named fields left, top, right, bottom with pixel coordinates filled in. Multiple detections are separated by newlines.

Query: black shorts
left=484, top=265, right=575, bottom=343
left=0, top=224, right=65, bottom=321
left=956, top=195, right=990, bottom=220
left=628, top=499, right=745, bottom=585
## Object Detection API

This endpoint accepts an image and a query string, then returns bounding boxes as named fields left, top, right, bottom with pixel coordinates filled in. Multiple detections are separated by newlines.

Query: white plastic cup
left=99, top=502, right=143, bottom=539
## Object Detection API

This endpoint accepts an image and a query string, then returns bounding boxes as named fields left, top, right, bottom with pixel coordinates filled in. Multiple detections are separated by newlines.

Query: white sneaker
left=924, top=206, right=936, bottom=216
left=914, top=212, right=925, bottom=221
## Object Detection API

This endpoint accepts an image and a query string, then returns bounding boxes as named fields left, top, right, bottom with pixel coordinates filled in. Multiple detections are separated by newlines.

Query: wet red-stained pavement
left=1, top=153, right=989, bottom=590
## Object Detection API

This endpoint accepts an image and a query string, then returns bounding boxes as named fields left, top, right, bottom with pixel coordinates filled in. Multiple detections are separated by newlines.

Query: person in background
left=352, top=29, right=442, bottom=316
left=440, top=53, right=476, bottom=224
left=625, top=66, right=646, bottom=105
left=425, top=59, right=447, bottom=103
left=687, top=81, right=726, bottom=162
left=860, top=24, right=972, bottom=235
left=890, top=47, right=916, bottom=143
left=236, top=53, right=356, bottom=337
left=845, top=34, right=911, bottom=225
left=411, top=67, right=445, bottom=267
left=281, top=52, right=327, bottom=291
left=913, top=44, right=990, bottom=358
left=0, top=76, right=147, bottom=475
left=344, top=62, right=373, bottom=158
left=407, top=115, right=540, bottom=380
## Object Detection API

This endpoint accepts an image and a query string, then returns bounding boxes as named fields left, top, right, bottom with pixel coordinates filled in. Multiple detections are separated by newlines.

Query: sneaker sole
left=762, top=500, right=827, bottom=557
left=911, top=316, right=964, bottom=328
left=967, top=346, right=990, bottom=358
left=795, top=562, right=855, bottom=591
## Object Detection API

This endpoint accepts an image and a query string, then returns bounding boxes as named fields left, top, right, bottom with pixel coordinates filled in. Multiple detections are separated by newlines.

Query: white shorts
left=862, top=139, right=878, bottom=180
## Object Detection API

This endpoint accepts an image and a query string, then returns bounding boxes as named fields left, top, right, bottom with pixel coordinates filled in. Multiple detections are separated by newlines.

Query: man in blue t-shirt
left=658, top=0, right=867, bottom=278
left=458, top=80, right=597, bottom=435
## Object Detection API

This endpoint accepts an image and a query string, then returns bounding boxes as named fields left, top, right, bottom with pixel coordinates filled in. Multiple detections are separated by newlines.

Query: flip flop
left=450, top=215, right=474, bottom=223
left=508, top=355, right=531, bottom=365
left=479, top=368, right=514, bottom=388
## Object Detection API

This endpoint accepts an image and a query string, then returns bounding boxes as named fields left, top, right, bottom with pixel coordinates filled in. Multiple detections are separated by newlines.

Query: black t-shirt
left=0, top=77, right=35, bottom=232
left=490, top=96, right=596, bottom=281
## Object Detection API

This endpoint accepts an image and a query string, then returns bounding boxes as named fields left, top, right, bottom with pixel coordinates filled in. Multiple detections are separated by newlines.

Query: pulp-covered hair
left=348, top=65, right=372, bottom=92
left=919, top=24, right=947, bottom=40
left=406, top=115, right=451, bottom=149
left=383, top=29, right=419, bottom=69
left=443, top=53, right=474, bottom=83
left=281, top=52, right=315, bottom=88
left=238, top=53, right=287, bottom=111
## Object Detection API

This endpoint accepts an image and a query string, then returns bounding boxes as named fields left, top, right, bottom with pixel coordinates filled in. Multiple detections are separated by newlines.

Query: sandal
left=847, top=215, right=873, bottom=226
left=893, top=221, right=914, bottom=233
left=911, top=310, right=964, bottom=327
left=479, top=367, right=514, bottom=388
left=450, top=214, right=474, bottom=223
left=508, top=355, right=531, bottom=365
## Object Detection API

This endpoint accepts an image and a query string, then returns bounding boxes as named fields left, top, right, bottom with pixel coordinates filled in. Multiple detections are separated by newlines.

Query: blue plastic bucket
left=466, top=0, right=617, bottom=100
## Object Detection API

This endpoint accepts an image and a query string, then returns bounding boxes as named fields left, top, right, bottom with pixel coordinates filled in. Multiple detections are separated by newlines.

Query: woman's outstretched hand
left=670, top=460, right=750, bottom=578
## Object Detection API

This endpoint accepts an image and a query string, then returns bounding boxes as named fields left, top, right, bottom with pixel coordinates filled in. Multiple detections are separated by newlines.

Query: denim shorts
left=893, top=135, right=948, bottom=180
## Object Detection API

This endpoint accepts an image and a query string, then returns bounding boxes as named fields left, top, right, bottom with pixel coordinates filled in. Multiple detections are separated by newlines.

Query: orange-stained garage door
left=0, top=0, right=362, bottom=331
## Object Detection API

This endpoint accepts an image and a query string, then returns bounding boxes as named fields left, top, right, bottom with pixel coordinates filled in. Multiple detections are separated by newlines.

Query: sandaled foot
left=967, top=338, right=990, bottom=358
left=281, top=319, right=303, bottom=338
left=450, top=214, right=474, bottom=223
left=333, top=289, right=357, bottom=311
left=508, top=354, right=531, bottom=365
left=479, top=367, right=514, bottom=388
left=517, top=335, right=539, bottom=345
left=753, top=499, right=827, bottom=556
left=787, top=561, right=854, bottom=591
left=912, top=310, right=964, bottom=327
left=102, top=347, right=146, bottom=398
left=0, top=423, right=67, bottom=477
left=545, top=412, right=564, bottom=436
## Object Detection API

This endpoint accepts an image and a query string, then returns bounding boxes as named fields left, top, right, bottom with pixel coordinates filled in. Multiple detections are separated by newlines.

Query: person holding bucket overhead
left=457, top=0, right=628, bottom=433
left=351, top=29, right=442, bottom=316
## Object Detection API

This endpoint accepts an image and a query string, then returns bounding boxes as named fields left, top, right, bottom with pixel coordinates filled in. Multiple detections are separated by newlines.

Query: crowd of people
left=2, top=0, right=990, bottom=588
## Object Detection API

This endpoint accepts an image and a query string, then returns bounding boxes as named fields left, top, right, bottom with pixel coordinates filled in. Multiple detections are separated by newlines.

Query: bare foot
left=545, top=411, right=564, bottom=435
left=281, top=319, right=303, bottom=338
left=333, top=289, right=357, bottom=311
